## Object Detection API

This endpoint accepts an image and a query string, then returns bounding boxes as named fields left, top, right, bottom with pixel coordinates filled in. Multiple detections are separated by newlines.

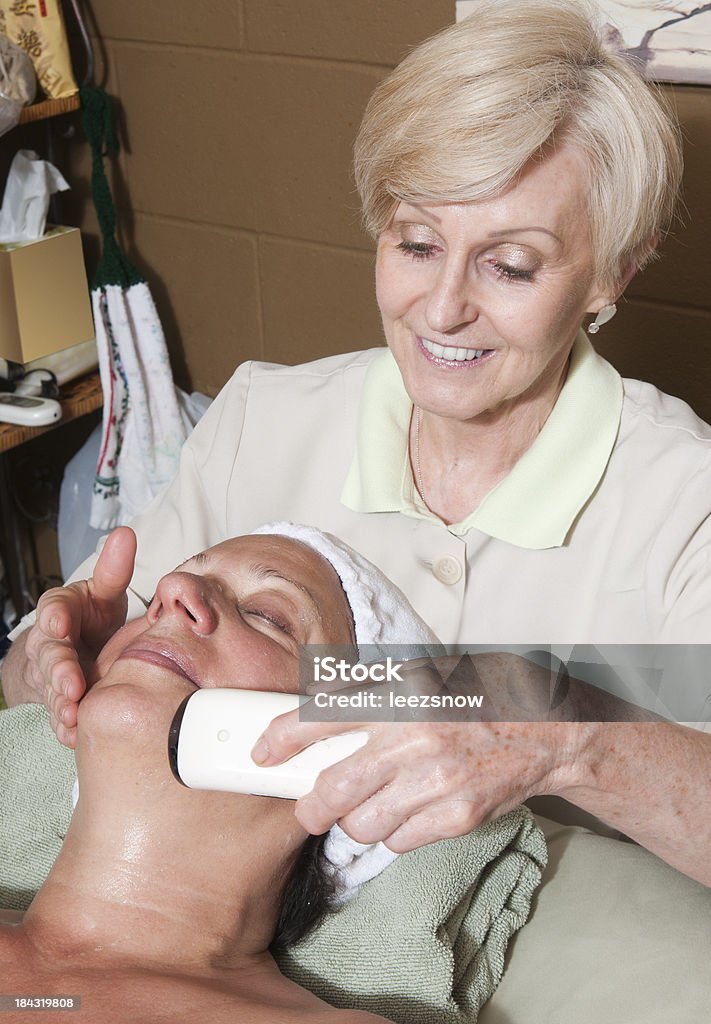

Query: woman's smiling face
left=92, top=535, right=355, bottom=696
left=376, top=143, right=612, bottom=427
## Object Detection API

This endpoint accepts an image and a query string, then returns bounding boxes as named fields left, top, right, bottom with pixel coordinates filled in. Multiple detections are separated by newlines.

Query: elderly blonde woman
left=3, top=1, right=711, bottom=1015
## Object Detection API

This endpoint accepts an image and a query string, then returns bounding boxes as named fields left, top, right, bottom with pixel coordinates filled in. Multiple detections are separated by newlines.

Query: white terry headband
left=251, top=521, right=439, bottom=656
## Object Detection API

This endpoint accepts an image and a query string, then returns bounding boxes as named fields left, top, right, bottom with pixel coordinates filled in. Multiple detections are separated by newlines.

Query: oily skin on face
left=5, top=539, right=387, bottom=1023
left=26, top=535, right=355, bottom=966
left=92, top=534, right=356, bottom=696
left=375, top=143, right=611, bottom=441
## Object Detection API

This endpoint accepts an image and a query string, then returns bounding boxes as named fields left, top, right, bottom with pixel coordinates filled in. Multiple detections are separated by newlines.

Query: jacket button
left=432, top=555, right=463, bottom=585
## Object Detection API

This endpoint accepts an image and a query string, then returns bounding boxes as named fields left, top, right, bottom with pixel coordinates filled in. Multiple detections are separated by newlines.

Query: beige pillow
left=480, top=816, right=711, bottom=1023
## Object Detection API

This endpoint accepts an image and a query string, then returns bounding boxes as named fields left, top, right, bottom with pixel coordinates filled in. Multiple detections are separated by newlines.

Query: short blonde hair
left=354, top=0, right=683, bottom=286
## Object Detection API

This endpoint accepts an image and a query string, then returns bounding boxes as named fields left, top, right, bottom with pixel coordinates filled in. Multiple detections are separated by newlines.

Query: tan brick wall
left=595, top=86, right=711, bottom=420
left=61, top=0, right=453, bottom=397
left=63, top=1, right=711, bottom=419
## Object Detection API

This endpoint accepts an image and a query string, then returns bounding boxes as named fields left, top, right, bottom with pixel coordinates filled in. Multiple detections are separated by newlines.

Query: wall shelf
left=0, top=369, right=102, bottom=454
left=17, top=95, right=81, bottom=126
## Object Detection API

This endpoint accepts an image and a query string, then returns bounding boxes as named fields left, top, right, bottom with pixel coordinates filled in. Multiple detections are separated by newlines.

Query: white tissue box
left=0, top=226, right=94, bottom=365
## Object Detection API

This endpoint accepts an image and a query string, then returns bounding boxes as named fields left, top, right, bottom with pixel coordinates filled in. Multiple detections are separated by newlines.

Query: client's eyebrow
left=250, top=564, right=323, bottom=622
left=168, top=554, right=324, bottom=623
left=173, top=550, right=209, bottom=572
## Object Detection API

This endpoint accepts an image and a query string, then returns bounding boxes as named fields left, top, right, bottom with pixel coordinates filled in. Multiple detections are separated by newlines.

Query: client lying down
left=2, top=527, right=419, bottom=1023
left=1, top=525, right=548, bottom=1024
left=5, top=524, right=533, bottom=1024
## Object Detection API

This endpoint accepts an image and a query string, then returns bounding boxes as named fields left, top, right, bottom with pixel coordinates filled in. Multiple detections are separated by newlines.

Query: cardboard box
left=0, top=226, right=94, bottom=365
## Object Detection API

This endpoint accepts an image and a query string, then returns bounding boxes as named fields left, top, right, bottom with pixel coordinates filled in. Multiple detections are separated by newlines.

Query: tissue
left=0, top=149, right=69, bottom=243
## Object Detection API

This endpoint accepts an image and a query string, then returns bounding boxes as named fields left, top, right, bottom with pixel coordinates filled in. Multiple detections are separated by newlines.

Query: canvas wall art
left=455, top=1, right=711, bottom=85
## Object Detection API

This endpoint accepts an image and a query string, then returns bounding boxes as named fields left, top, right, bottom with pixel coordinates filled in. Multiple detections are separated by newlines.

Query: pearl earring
left=588, top=303, right=617, bottom=335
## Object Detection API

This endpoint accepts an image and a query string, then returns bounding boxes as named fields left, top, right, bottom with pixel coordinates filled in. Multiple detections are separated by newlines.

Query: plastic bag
left=0, top=0, right=77, bottom=99
left=0, top=34, right=36, bottom=104
left=0, top=92, right=21, bottom=137
left=0, top=34, right=36, bottom=137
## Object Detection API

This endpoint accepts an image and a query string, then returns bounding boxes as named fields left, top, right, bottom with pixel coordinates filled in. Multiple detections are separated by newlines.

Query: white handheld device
left=169, top=688, right=368, bottom=799
left=0, top=393, right=62, bottom=426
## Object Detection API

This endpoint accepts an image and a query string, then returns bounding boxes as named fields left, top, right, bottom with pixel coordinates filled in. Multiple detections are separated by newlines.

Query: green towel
left=277, top=807, right=547, bottom=1024
left=0, top=706, right=546, bottom=1022
left=0, top=704, right=75, bottom=910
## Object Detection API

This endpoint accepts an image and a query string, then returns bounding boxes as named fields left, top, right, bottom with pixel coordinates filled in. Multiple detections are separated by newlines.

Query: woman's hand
left=301, top=718, right=577, bottom=851
left=2, top=527, right=137, bottom=748
left=252, top=653, right=590, bottom=850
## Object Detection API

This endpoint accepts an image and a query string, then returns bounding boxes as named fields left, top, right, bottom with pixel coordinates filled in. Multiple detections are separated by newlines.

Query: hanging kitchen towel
left=81, top=85, right=190, bottom=529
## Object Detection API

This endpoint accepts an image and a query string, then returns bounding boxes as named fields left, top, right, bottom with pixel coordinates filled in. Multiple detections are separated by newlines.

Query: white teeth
left=421, top=338, right=486, bottom=361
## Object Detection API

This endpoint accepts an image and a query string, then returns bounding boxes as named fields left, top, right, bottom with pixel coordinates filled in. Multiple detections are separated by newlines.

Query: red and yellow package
left=0, top=0, right=77, bottom=100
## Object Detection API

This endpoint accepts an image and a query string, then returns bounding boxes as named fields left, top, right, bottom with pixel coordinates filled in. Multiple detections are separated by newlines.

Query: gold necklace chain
left=412, top=406, right=429, bottom=509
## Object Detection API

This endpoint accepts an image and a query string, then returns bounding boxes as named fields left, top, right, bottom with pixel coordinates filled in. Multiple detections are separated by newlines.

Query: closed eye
left=396, top=240, right=436, bottom=261
left=243, top=608, right=294, bottom=639
left=489, top=260, right=535, bottom=282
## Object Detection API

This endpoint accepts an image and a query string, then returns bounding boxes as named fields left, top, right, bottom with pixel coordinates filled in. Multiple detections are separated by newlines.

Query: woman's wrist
left=546, top=718, right=610, bottom=798
left=546, top=673, right=668, bottom=798
left=536, top=719, right=601, bottom=797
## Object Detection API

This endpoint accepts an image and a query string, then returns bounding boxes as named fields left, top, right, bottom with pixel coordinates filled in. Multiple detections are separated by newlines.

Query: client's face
left=68, top=535, right=356, bottom=944
left=93, top=534, right=355, bottom=695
